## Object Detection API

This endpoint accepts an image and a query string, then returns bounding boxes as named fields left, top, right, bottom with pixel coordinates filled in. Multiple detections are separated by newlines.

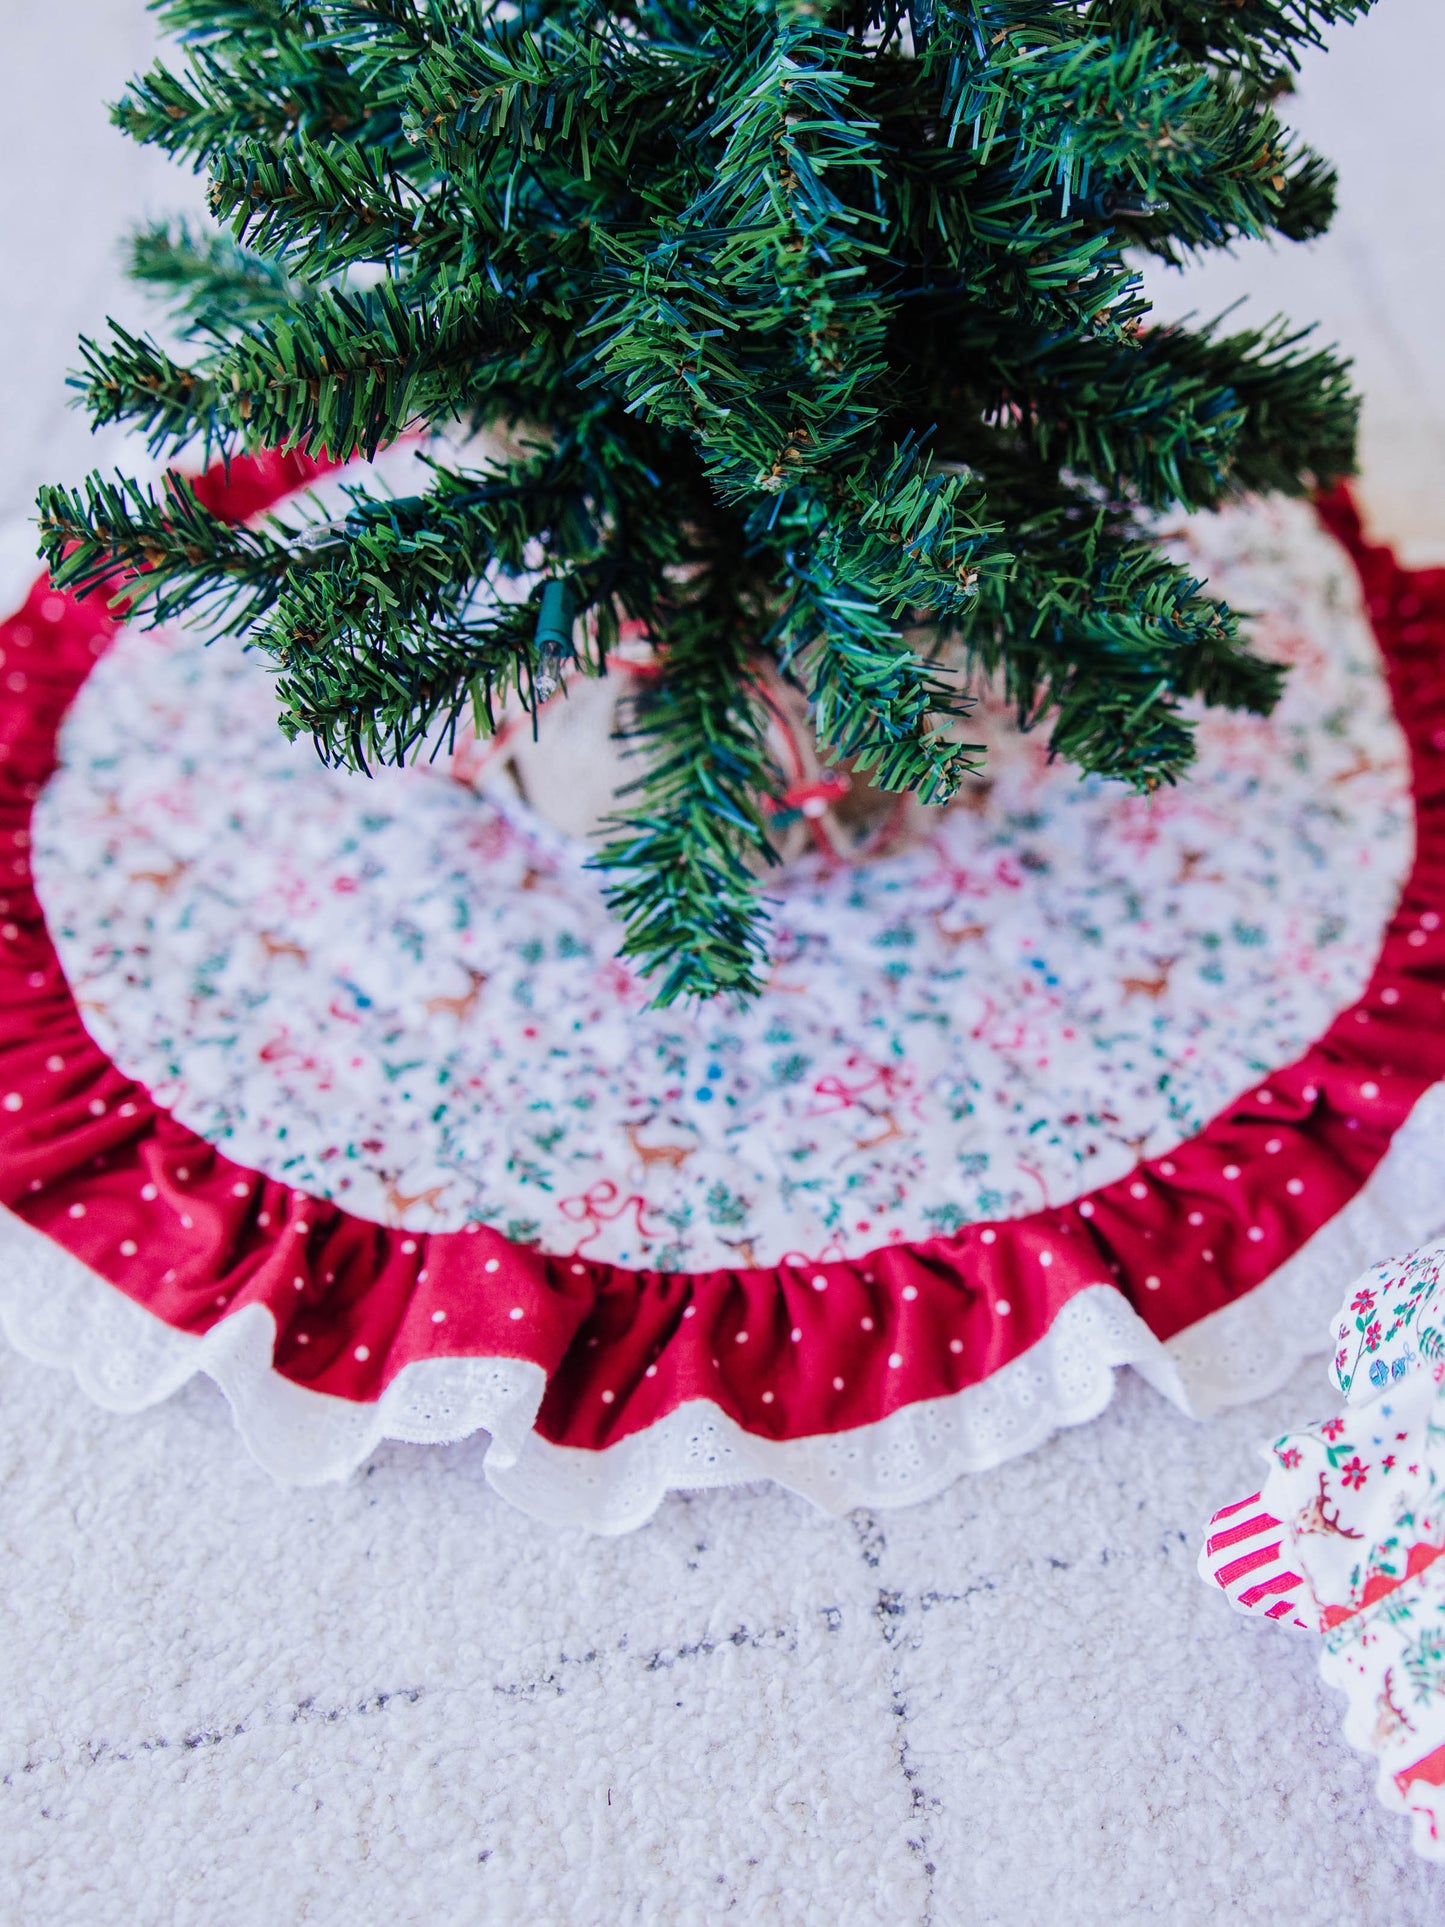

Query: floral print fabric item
left=32, top=497, right=1411, bottom=1268
left=1204, top=1240, right=1445, bottom=1862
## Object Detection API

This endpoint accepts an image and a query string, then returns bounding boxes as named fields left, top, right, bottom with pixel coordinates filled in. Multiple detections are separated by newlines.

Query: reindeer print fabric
left=31, top=496, right=1411, bottom=1268
left=1203, top=1241, right=1445, bottom=1862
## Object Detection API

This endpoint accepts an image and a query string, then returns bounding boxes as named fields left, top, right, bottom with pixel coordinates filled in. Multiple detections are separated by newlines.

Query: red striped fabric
left=1201, top=1492, right=1317, bottom=1631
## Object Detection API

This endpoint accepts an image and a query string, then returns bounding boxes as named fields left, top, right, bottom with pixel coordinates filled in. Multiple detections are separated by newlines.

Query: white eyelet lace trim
left=4, top=1084, right=1443, bottom=1530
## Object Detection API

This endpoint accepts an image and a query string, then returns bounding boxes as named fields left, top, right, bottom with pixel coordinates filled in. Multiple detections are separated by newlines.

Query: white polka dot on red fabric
left=508, top=1306, right=523, bottom=1321
left=1256, top=1089, right=1273, bottom=1104
left=832, top=1376, right=844, bottom=1391
left=119, top=1240, right=137, bottom=1257
left=1408, top=930, right=1426, bottom=947
left=1039, top=1251, right=1053, bottom=1268
left=232, top=1182, right=248, bottom=1197
left=1129, top=1182, right=1147, bottom=1200
left=26, top=973, right=43, bottom=990
left=1, top=925, right=16, bottom=942
left=400, top=1238, right=416, bottom=1254
left=601, top=1389, right=615, bottom=1404
left=1223, top=1164, right=1241, bottom=1181
left=1303, top=1085, right=1319, bottom=1102
left=45, top=1055, right=63, bottom=1073
left=980, top=1228, right=997, bottom=1244
left=861, top=1316, right=874, bottom=1332
left=176, top=1168, right=189, bottom=1182
left=1265, top=1138, right=1282, bottom=1154
left=1159, top=1161, right=1176, bottom=1177
left=888, top=1353, right=903, bottom=1369
left=1077, top=1202, right=1094, bottom=1219
left=761, top=1389, right=774, bottom=1404
left=1381, top=987, right=1400, bottom=1005
left=950, top=1338, right=963, bottom=1355
left=902, top=1284, right=918, bottom=1301
left=353, top=1345, right=370, bottom=1362
left=296, top=1332, right=310, bottom=1345
left=790, top=1327, right=802, bottom=1343
left=996, top=1300, right=1011, bottom=1316
left=484, top=1257, right=500, bottom=1273
left=2, top=1093, right=21, bottom=1112
left=118, top=1102, right=137, bottom=1118
left=645, top=1363, right=657, bottom=1378
left=432, top=1309, right=446, bottom=1323
left=1188, top=1211, right=1204, bottom=1227
left=295, top=1221, right=310, bottom=1237
left=570, top=1262, right=585, bottom=1276
left=417, top=1269, right=428, bottom=1284
left=1361, top=1081, right=1380, bottom=1099
left=1203, top=1248, right=1215, bottom=1262
left=180, top=1213, right=193, bottom=1229
left=88, top=1099, right=105, bottom=1117
left=141, top=1183, right=157, bottom=1200
left=41, top=596, right=65, bottom=623
left=1286, top=1178, right=1304, bottom=1196
left=812, top=1274, right=828, bottom=1292
left=1247, top=1226, right=1264, bottom=1242
left=257, top=1210, right=269, bottom=1226
left=293, top=1276, right=305, bottom=1291
left=68, top=1203, right=85, bottom=1219
left=1424, top=912, right=1441, bottom=931
left=1145, top=1275, right=1161, bottom=1291
left=735, top=1330, right=749, bottom=1344
left=683, top=1305, right=697, bottom=1320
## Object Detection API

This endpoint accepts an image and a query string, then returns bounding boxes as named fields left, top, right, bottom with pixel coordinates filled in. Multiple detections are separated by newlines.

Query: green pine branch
left=593, top=553, right=781, bottom=1006
left=36, top=467, right=293, bottom=627
left=127, top=219, right=316, bottom=335
left=74, top=274, right=558, bottom=462
left=40, top=0, right=1379, bottom=999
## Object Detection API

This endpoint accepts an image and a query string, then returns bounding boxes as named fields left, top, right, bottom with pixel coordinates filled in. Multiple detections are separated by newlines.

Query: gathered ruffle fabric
left=1202, top=1239, right=1445, bottom=1862
left=2, top=453, right=1445, bottom=1528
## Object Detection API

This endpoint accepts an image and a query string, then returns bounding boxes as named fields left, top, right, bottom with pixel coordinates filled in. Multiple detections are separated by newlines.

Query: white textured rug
left=4, top=3, right=1445, bottom=1921
left=4, top=1342, right=1443, bottom=1925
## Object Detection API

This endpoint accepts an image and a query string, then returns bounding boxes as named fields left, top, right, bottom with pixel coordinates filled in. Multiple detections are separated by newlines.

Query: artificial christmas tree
left=36, top=0, right=1376, bottom=1002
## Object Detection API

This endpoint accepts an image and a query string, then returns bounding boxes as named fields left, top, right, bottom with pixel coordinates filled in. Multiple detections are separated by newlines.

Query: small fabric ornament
left=1202, top=1239, right=1445, bottom=1862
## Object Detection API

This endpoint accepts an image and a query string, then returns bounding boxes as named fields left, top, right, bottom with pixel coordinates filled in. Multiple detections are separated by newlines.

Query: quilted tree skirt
left=0, top=456, right=1443, bottom=1537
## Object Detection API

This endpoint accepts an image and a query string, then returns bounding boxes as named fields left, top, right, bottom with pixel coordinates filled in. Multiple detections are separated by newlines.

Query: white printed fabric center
left=33, top=498, right=1412, bottom=1269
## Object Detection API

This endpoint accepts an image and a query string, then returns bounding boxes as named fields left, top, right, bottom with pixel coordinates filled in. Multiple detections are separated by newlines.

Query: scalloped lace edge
left=3, top=1084, right=1443, bottom=1530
